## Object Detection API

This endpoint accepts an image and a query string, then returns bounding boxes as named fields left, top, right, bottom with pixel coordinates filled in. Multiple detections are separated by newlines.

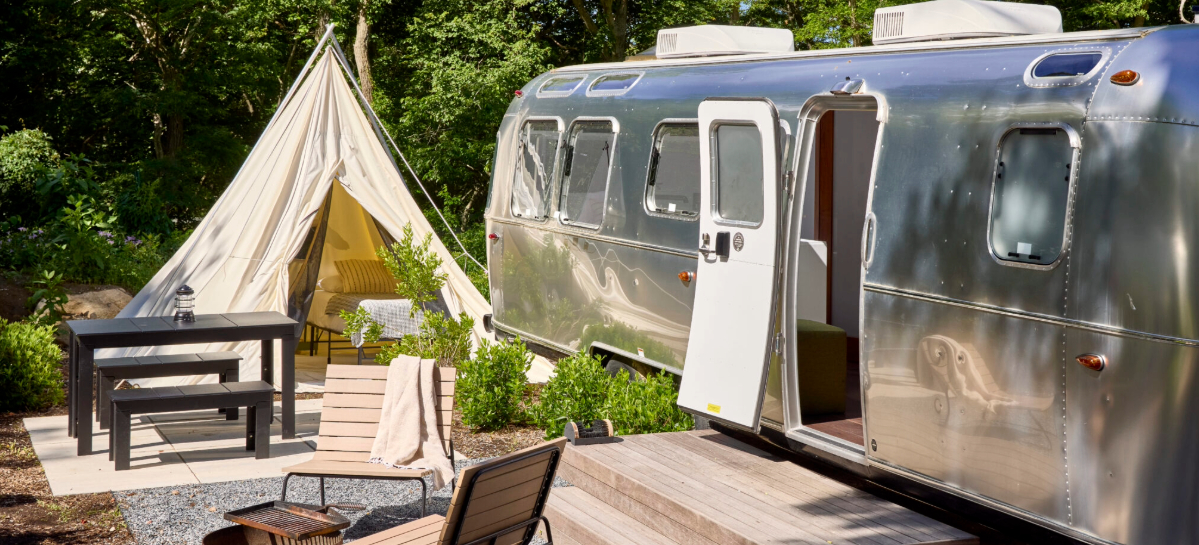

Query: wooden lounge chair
left=281, top=362, right=456, bottom=516
left=350, top=438, right=568, bottom=545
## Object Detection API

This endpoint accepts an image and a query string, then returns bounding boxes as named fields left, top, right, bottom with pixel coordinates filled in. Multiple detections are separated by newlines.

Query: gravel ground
left=117, top=458, right=569, bottom=544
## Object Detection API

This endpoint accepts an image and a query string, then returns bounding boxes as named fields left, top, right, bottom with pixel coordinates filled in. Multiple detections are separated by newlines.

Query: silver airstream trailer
left=483, top=1, right=1199, bottom=543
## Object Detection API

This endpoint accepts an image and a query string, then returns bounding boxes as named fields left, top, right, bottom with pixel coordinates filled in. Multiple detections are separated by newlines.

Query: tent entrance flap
left=287, top=187, right=333, bottom=330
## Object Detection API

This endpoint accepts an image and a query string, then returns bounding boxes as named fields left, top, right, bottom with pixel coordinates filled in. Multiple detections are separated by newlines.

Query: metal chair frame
left=280, top=440, right=456, bottom=519
left=448, top=447, right=562, bottom=545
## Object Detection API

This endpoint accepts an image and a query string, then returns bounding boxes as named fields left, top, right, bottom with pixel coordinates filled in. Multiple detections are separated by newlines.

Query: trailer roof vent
left=872, top=0, right=1062, bottom=45
left=655, top=25, right=794, bottom=59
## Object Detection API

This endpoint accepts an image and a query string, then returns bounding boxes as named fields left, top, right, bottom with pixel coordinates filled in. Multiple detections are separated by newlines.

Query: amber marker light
left=1110, top=70, right=1140, bottom=86
left=1076, top=353, right=1107, bottom=372
left=678, top=271, right=695, bottom=283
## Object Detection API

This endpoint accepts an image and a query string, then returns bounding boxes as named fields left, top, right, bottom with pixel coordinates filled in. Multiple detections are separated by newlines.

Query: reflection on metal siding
left=862, top=291, right=1068, bottom=523
left=1064, top=330, right=1199, bottom=543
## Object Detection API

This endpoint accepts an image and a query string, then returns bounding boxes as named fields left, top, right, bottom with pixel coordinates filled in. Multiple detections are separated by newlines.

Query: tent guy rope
left=315, top=24, right=488, bottom=274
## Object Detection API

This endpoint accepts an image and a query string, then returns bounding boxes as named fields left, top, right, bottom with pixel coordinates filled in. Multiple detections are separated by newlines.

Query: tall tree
left=355, top=0, right=375, bottom=103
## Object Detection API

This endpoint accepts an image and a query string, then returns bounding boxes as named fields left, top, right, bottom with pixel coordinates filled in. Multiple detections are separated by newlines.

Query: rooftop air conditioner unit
left=656, top=25, right=794, bottom=59
left=872, top=0, right=1062, bottom=45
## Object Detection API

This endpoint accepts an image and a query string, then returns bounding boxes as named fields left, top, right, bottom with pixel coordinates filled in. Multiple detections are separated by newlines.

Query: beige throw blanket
left=368, top=356, right=454, bottom=490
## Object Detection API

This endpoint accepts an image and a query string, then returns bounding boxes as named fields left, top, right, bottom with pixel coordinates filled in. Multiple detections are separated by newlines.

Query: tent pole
left=325, top=34, right=488, bottom=274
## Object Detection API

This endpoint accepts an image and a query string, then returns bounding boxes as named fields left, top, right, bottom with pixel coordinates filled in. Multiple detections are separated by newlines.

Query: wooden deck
left=545, top=429, right=977, bottom=545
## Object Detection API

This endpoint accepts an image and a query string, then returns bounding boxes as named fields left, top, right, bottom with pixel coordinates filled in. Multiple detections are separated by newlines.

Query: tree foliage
left=0, top=0, right=1190, bottom=279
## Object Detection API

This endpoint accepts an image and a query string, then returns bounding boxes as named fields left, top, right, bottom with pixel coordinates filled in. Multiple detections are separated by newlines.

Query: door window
left=989, top=127, right=1075, bottom=266
left=559, top=120, right=615, bottom=228
left=646, top=123, right=700, bottom=218
left=512, top=120, right=560, bottom=220
left=713, top=124, right=764, bottom=225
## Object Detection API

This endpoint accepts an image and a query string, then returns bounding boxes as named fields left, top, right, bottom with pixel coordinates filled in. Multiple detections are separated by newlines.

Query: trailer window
left=512, top=120, right=561, bottom=220
left=989, top=128, right=1074, bottom=266
left=712, top=124, right=764, bottom=226
left=1033, top=53, right=1102, bottom=78
left=559, top=120, right=615, bottom=228
left=538, top=75, right=585, bottom=97
left=587, top=72, right=643, bottom=96
left=646, top=123, right=700, bottom=218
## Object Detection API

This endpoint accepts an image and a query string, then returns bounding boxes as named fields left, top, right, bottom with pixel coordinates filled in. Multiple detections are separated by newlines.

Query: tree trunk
left=165, top=114, right=184, bottom=157
left=599, top=0, right=629, bottom=61
left=355, top=0, right=374, bottom=104
left=848, top=0, right=860, bottom=47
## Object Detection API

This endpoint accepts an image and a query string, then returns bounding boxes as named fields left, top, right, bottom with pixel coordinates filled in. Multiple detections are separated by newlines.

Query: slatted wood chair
left=281, top=361, right=456, bottom=516
left=349, top=438, right=568, bottom=545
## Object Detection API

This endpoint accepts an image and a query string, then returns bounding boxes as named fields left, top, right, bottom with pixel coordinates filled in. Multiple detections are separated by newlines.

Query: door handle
left=715, top=232, right=731, bottom=258
left=861, top=212, right=877, bottom=269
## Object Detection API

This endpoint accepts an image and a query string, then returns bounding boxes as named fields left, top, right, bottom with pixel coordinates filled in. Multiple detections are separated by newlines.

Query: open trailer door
left=677, top=98, right=783, bottom=432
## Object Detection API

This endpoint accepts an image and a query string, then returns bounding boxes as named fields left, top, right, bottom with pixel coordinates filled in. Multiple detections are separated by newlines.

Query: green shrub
left=606, top=370, right=692, bottom=436
left=376, top=223, right=446, bottom=314
left=457, top=337, right=532, bottom=431
left=0, top=129, right=59, bottom=202
left=532, top=352, right=611, bottom=439
left=0, top=318, right=64, bottom=412
left=396, top=311, right=474, bottom=368
left=532, top=352, right=694, bottom=439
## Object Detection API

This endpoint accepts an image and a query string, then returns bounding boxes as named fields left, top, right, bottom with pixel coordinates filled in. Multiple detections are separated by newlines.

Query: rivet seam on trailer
left=865, top=284, right=1199, bottom=348
left=1062, top=251, right=1073, bottom=525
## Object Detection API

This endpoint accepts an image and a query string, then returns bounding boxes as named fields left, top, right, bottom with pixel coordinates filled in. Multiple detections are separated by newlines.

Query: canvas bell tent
left=105, top=30, right=494, bottom=387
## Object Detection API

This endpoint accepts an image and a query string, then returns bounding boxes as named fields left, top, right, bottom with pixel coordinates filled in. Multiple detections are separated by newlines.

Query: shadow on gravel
left=342, top=496, right=453, bottom=540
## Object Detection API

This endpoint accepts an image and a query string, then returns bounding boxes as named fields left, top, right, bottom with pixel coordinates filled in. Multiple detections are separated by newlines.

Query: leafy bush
left=0, top=204, right=186, bottom=292
left=606, top=370, right=692, bottom=436
left=532, top=352, right=693, bottom=439
left=27, top=270, right=68, bottom=328
left=115, top=172, right=174, bottom=236
left=0, top=129, right=59, bottom=203
left=457, top=337, right=532, bottom=431
left=0, top=318, right=64, bottom=412
left=396, top=311, right=474, bottom=367
left=377, top=223, right=446, bottom=314
left=532, top=352, right=611, bottom=439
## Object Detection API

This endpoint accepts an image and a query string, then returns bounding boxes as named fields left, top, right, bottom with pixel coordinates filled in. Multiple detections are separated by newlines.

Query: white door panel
left=678, top=98, right=782, bottom=431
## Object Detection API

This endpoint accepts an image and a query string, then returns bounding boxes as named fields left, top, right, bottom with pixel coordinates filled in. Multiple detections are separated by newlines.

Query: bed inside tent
left=291, top=180, right=442, bottom=368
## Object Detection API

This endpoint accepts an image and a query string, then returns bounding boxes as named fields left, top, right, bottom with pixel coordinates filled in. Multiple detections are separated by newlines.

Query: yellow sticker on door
left=707, top=403, right=721, bottom=414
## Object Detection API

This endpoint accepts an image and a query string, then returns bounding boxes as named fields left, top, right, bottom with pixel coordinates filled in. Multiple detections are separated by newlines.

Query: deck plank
left=614, top=434, right=893, bottom=545
left=692, top=431, right=975, bottom=542
left=550, top=430, right=978, bottom=545
left=585, top=441, right=829, bottom=544
left=678, top=431, right=940, bottom=536
left=641, top=432, right=912, bottom=544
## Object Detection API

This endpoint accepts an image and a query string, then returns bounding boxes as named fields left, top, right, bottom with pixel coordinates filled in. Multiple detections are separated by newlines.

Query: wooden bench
left=280, top=362, right=456, bottom=516
left=96, top=351, right=244, bottom=429
left=108, top=381, right=274, bottom=471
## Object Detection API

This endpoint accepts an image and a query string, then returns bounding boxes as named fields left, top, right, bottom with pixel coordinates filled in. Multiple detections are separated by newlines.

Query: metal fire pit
left=202, top=525, right=342, bottom=545
left=204, top=501, right=361, bottom=545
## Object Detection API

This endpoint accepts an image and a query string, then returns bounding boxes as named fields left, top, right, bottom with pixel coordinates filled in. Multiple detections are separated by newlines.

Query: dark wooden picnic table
left=66, top=311, right=299, bottom=456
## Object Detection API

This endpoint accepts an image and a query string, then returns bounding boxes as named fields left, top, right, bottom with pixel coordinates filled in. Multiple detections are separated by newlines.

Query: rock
left=62, top=287, right=132, bottom=320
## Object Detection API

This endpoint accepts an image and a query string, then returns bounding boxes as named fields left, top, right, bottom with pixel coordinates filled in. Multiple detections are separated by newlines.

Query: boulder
left=62, top=287, right=132, bottom=320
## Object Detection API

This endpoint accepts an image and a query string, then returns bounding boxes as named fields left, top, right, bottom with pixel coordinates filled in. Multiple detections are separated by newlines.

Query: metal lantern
left=173, top=284, right=195, bottom=322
